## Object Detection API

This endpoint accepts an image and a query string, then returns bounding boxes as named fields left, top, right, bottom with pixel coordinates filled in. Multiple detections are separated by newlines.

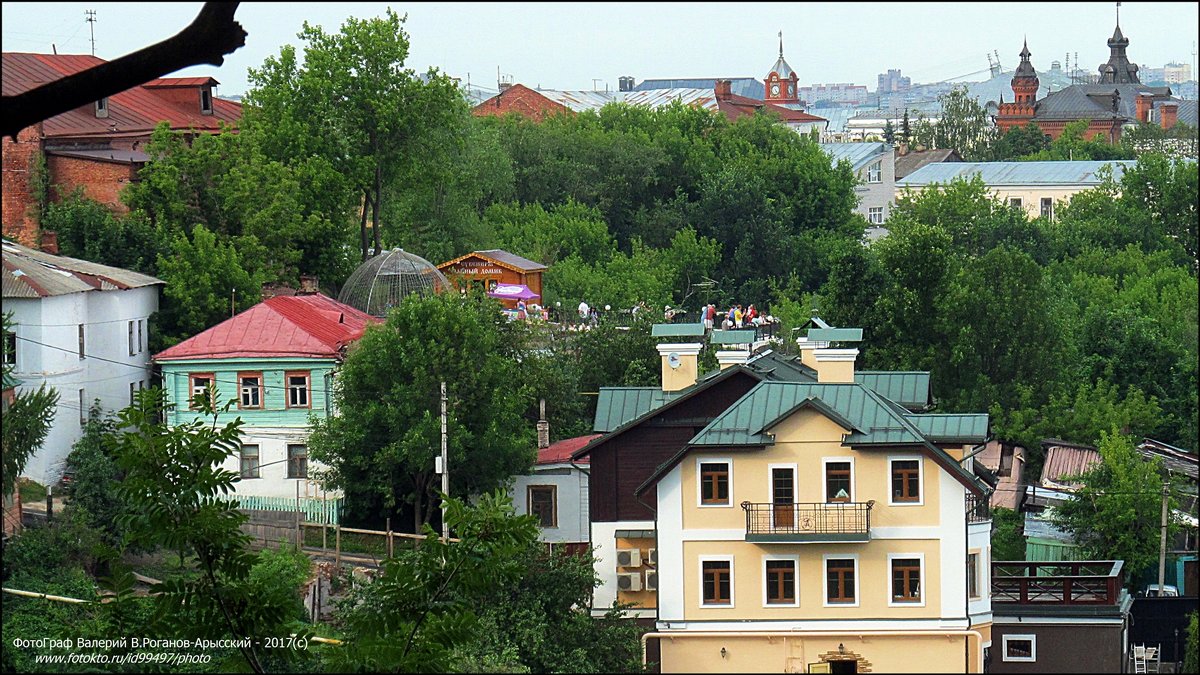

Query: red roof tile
left=2, top=52, right=241, bottom=139
left=716, top=93, right=827, bottom=123
left=538, top=434, right=602, bottom=465
left=144, top=77, right=219, bottom=87
left=154, top=294, right=380, bottom=362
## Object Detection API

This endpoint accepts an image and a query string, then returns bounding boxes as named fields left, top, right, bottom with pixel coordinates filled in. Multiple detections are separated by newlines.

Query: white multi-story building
left=2, top=241, right=162, bottom=484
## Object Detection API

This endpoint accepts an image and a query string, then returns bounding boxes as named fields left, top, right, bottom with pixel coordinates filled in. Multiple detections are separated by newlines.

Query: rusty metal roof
left=2, top=52, right=240, bottom=139
left=45, top=148, right=149, bottom=164
left=144, top=77, right=219, bottom=87
left=1040, top=442, right=1102, bottom=488
left=2, top=240, right=162, bottom=298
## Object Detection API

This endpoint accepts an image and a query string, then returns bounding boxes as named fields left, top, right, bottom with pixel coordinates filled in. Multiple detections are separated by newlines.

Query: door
left=829, top=660, right=857, bottom=674
left=772, top=467, right=795, bottom=530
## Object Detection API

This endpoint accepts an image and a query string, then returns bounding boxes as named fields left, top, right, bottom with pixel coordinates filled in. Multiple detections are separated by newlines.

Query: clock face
left=770, top=83, right=780, bottom=97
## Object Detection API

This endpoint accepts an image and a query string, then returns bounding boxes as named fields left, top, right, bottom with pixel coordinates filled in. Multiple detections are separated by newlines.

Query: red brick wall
left=473, top=84, right=572, bottom=121
left=45, top=155, right=138, bottom=214
left=1, top=123, right=45, bottom=246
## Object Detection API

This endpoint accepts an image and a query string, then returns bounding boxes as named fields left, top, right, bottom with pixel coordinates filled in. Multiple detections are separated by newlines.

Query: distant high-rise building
left=799, top=83, right=870, bottom=105
left=1162, top=62, right=1192, bottom=84
left=877, top=69, right=912, bottom=93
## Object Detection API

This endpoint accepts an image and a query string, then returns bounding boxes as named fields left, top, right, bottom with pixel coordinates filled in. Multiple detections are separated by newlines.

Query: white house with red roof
left=153, top=291, right=378, bottom=510
left=507, top=416, right=599, bottom=546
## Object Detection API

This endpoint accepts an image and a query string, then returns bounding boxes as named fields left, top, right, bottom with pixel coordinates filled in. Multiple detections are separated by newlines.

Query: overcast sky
left=2, top=2, right=1197, bottom=96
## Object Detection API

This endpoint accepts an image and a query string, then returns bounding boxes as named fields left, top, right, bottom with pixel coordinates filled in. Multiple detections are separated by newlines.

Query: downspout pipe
left=640, top=629, right=984, bottom=672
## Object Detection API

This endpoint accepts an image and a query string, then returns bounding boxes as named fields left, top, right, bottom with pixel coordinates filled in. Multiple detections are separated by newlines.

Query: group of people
left=702, top=303, right=768, bottom=331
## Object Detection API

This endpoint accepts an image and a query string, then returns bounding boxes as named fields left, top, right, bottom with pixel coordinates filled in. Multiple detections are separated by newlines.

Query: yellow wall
left=615, top=535, right=657, bottom=608
left=681, top=539, right=942, bottom=620
left=658, top=633, right=978, bottom=673
left=660, top=353, right=699, bottom=392
left=899, top=185, right=1098, bottom=220
left=681, top=409, right=943, bottom=531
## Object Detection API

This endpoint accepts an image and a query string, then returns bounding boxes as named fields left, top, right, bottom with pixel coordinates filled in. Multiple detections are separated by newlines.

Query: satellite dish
left=667, top=352, right=682, bottom=369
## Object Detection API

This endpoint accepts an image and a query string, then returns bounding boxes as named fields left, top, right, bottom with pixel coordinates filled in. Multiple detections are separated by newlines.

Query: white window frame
left=128, top=320, right=137, bottom=356
left=868, top=206, right=885, bottom=225
left=3, top=329, right=16, bottom=368
left=887, top=552, right=926, bottom=607
left=696, top=457, right=733, bottom=508
left=887, top=455, right=924, bottom=506
left=867, top=161, right=882, bottom=183
left=1040, top=197, right=1054, bottom=220
left=699, top=554, right=735, bottom=608
left=1008, top=197, right=1023, bottom=209
left=822, top=456, right=856, bottom=503
left=762, top=554, right=800, bottom=608
left=138, top=319, right=144, bottom=354
left=1002, top=634, right=1037, bottom=662
left=823, top=553, right=860, bottom=607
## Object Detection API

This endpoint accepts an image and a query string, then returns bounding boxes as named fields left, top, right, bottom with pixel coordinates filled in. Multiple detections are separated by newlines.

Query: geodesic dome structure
left=337, top=248, right=451, bottom=317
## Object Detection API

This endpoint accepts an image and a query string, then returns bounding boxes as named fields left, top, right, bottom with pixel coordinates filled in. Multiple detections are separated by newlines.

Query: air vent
left=617, top=572, right=643, bottom=592
left=616, top=548, right=642, bottom=568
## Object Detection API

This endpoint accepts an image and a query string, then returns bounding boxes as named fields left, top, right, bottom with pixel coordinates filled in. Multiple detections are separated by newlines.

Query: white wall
left=507, top=463, right=589, bottom=543
left=7, top=285, right=159, bottom=484
left=226, top=428, right=332, bottom=500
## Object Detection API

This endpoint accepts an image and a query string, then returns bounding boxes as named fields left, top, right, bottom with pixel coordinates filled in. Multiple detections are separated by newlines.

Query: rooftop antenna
left=592, top=78, right=602, bottom=91
left=1115, top=1, right=1121, bottom=27
left=779, top=30, right=784, bottom=57
left=85, top=9, right=97, bottom=56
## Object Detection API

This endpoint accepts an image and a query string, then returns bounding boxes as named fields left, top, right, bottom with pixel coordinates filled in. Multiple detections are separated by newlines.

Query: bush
left=1185, top=611, right=1198, bottom=675
left=1, top=509, right=108, bottom=583
left=991, top=507, right=1026, bottom=561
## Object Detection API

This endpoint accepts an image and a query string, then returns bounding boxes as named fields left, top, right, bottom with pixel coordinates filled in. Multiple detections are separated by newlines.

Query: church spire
left=779, top=31, right=784, bottom=58
left=1099, top=1, right=1139, bottom=83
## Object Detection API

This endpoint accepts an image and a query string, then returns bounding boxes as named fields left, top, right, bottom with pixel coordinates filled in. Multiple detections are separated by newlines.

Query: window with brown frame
left=527, top=485, right=556, bottom=527
left=287, top=444, right=308, bottom=479
left=239, top=372, right=263, bottom=409
left=240, top=444, right=260, bottom=479
left=765, top=559, right=796, bottom=604
left=891, top=460, right=920, bottom=502
left=702, top=560, right=731, bottom=605
left=286, top=371, right=310, bottom=408
left=826, top=558, right=856, bottom=603
left=78, top=324, right=85, bottom=360
left=700, top=462, right=730, bottom=504
left=826, top=462, right=852, bottom=503
left=891, top=558, right=922, bottom=603
left=190, top=373, right=214, bottom=409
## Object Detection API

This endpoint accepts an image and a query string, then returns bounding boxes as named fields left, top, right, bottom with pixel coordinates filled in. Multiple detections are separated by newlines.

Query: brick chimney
left=298, top=275, right=319, bottom=295
left=1135, top=93, right=1153, bottom=123
left=536, top=399, right=550, bottom=450
left=1160, top=103, right=1178, bottom=129
left=39, top=230, right=58, bottom=255
left=715, top=79, right=733, bottom=102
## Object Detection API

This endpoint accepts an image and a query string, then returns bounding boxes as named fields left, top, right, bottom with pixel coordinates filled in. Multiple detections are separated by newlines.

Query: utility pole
left=85, top=10, right=96, bottom=56
left=440, top=381, right=449, bottom=540
left=1157, top=480, right=1169, bottom=592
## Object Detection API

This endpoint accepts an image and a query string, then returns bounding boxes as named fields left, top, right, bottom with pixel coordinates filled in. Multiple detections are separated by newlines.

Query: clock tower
left=765, top=31, right=800, bottom=104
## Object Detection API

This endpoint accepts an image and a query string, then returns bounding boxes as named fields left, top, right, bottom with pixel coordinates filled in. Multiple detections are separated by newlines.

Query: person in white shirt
left=578, top=300, right=590, bottom=319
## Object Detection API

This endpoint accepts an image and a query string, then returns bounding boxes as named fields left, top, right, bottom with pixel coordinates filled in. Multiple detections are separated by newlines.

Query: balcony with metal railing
left=966, top=493, right=991, bottom=523
left=991, top=561, right=1126, bottom=614
left=740, top=501, right=873, bottom=543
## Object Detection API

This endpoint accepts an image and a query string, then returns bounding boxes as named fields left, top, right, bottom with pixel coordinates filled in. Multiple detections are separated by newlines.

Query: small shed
left=437, top=249, right=546, bottom=308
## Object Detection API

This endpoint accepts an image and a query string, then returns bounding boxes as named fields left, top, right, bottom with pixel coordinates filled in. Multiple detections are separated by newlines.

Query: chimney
left=813, top=348, right=859, bottom=383
left=39, top=230, right=58, bottom=255
left=657, top=342, right=702, bottom=392
left=1135, top=93, right=1152, bottom=123
left=1160, top=102, right=1178, bottom=129
left=619, top=76, right=635, bottom=92
left=299, top=275, right=319, bottom=295
left=796, top=335, right=830, bottom=370
left=897, top=142, right=910, bottom=156
left=536, top=399, right=550, bottom=450
left=715, top=79, right=733, bottom=101
left=499, top=81, right=513, bottom=93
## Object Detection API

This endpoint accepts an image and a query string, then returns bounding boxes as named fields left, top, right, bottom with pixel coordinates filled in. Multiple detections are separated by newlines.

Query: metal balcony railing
left=966, top=494, right=992, bottom=523
left=740, top=501, right=873, bottom=543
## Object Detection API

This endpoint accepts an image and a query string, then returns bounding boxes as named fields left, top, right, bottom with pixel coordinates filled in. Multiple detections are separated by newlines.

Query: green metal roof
left=689, top=382, right=923, bottom=447
left=807, top=327, right=863, bottom=342
left=905, top=414, right=989, bottom=443
left=710, top=329, right=757, bottom=345
left=651, top=323, right=705, bottom=338
left=592, top=388, right=679, bottom=432
left=854, top=371, right=932, bottom=411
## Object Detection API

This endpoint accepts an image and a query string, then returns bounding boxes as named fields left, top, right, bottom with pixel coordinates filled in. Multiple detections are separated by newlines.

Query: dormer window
left=200, top=88, right=213, bottom=115
left=95, top=97, right=109, bottom=118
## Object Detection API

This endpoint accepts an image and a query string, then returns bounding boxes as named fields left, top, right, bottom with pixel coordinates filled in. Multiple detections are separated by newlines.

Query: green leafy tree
left=1121, top=121, right=1199, bottom=160
left=2, top=314, right=58, bottom=500
left=1186, top=611, right=1199, bottom=674
left=990, top=507, right=1026, bottom=561
left=1052, top=430, right=1180, bottom=588
left=990, top=123, right=1050, bottom=160
left=41, top=190, right=164, bottom=276
left=108, top=387, right=303, bottom=674
left=929, top=86, right=997, bottom=160
left=882, top=119, right=896, bottom=144
left=308, top=292, right=533, bottom=529
left=63, top=403, right=126, bottom=546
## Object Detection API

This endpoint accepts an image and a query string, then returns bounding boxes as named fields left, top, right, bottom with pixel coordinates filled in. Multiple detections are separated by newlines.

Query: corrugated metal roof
left=2, top=52, right=240, bottom=139
left=473, top=249, right=546, bottom=271
left=1040, top=443, right=1102, bottom=488
left=634, top=77, right=765, bottom=99
left=894, top=149, right=963, bottom=179
left=905, top=414, right=989, bottom=442
left=592, top=388, right=678, bottom=432
left=853, top=371, right=931, bottom=411
left=45, top=148, right=149, bottom=164
left=898, top=160, right=1134, bottom=187
left=2, top=240, right=162, bottom=298
left=154, top=294, right=379, bottom=361
left=819, top=143, right=891, bottom=172
left=538, top=434, right=601, bottom=465
left=144, top=77, right=219, bottom=87
left=808, top=327, right=863, bottom=342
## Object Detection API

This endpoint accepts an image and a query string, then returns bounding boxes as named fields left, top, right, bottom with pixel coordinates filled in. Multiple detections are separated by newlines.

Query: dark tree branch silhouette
left=2, top=2, right=247, bottom=140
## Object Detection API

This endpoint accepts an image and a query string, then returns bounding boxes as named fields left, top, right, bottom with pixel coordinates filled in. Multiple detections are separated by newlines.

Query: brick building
left=2, top=53, right=241, bottom=247
left=994, top=21, right=1177, bottom=143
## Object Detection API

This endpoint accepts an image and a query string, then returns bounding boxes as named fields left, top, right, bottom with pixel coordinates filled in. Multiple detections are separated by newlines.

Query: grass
left=18, top=480, right=46, bottom=503
left=302, top=525, right=419, bottom=558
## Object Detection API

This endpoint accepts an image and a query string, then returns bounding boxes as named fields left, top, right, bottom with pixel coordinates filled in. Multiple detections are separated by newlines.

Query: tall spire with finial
left=779, top=31, right=784, bottom=57
left=1099, top=0, right=1139, bottom=83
